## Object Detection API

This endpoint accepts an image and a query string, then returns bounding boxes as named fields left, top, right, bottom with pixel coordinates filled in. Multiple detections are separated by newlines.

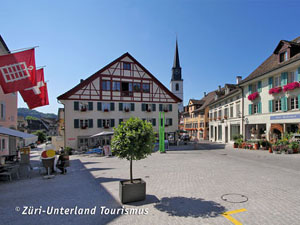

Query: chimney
left=218, top=85, right=221, bottom=92
left=204, top=92, right=207, bottom=97
left=236, top=76, right=242, bottom=84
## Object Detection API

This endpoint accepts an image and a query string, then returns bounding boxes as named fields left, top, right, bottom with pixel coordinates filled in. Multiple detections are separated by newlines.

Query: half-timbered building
left=57, top=52, right=181, bottom=149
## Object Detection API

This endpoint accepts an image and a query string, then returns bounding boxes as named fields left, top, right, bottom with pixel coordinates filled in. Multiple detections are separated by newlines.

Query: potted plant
left=254, top=141, right=260, bottom=150
left=288, top=141, right=299, bottom=154
left=268, top=142, right=273, bottom=153
left=233, top=134, right=243, bottom=148
left=111, top=117, right=156, bottom=204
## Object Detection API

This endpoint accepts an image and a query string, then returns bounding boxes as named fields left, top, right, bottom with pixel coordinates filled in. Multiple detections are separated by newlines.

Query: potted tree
left=233, top=134, right=243, bottom=148
left=288, top=141, right=299, bottom=154
left=111, top=117, right=156, bottom=204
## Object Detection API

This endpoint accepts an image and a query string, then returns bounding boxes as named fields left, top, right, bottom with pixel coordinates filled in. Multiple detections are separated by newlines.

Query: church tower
left=170, top=39, right=183, bottom=112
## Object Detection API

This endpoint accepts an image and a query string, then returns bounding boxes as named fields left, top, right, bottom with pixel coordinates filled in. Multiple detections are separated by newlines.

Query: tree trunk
left=130, top=156, right=133, bottom=183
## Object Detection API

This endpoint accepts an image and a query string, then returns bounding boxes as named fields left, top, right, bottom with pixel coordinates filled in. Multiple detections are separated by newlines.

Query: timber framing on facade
left=58, top=52, right=181, bottom=104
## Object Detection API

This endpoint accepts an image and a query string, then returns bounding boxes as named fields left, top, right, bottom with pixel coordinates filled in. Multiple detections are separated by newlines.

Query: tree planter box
left=119, top=179, right=146, bottom=204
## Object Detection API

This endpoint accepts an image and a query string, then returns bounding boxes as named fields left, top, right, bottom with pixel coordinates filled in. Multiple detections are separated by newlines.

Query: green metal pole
left=159, top=111, right=162, bottom=152
left=162, top=111, right=165, bottom=153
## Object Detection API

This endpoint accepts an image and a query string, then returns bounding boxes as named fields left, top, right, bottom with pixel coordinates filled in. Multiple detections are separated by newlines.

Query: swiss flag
left=0, top=48, right=36, bottom=94
left=20, top=68, right=49, bottom=109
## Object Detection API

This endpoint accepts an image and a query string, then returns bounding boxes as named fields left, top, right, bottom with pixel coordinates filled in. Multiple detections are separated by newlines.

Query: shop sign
left=270, top=114, right=300, bottom=120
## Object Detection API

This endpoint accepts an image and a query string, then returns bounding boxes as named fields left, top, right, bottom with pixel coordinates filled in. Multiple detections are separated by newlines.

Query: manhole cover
left=221, top=194, right=248, bottom=203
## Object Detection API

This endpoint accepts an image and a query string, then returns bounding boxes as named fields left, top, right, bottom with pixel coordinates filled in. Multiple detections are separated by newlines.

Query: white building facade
left=209, top=85, right=243, bottom=143
left=58, top=53, right=181, bottom=149
left=240, top=37, right=300, bottom=141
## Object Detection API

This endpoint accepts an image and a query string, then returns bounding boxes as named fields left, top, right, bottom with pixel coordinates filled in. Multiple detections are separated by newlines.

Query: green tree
left=111, top=117, right=156, bottom=183
left=25, top=116, right=39, bottom=120
left=33, top=130, right=46, bottom=143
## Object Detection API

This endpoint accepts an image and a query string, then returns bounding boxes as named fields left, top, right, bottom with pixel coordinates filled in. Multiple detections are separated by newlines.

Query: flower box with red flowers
left=248, top=92, right=259, bottom=101
left=283, top=82, right=300, bottom=92
left=163, top=109, right=169, bottom=112
left=124, top=108, right=130, bottom=112
left=217, top=117, right=221, bottom=120
left=224, top=116, right=228, bottom=120
left=147, top=109, right=152, bottom=112
left=104, top=125, right=110, bottom=129
left=104, top=109, right=109, bottom=112
left=269, top=86, right=282, bottom=94
left=81, top=125, right=87, bottom=129
left=80, top=107, right=87, bottom=112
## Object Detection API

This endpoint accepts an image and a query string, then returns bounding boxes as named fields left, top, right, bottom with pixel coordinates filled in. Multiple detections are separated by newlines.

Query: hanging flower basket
left=269, top=86, right=282, bottom=94
left=283, top=82, right=300, bottom=92
left=248, top=92, right=259, bottom=101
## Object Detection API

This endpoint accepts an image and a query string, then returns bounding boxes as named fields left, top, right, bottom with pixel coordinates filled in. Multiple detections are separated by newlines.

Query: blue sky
left=1, top=0, right=299, bottom=114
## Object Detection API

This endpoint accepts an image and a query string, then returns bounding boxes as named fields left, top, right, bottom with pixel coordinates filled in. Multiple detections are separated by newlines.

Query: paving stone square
left=1, top=143, right=300, bottom=225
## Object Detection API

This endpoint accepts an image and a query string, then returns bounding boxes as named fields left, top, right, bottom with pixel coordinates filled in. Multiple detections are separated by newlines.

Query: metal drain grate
left=221, top=193, right=248, bottom=203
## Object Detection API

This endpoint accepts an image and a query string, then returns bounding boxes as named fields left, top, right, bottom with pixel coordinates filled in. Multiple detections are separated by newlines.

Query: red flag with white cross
left=20, top=68, right=49, bottom=109
left=0, top=48, right=37, bottom=93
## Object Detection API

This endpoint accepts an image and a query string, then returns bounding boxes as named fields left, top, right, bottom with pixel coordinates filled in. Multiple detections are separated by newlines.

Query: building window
left=121, top=82, right=133, bottom=96
left=288, top=71, right=296, bottom=83
left=230, top=104, right=234, bottom=118
left=214, top=111, right=217, bottom=120
left=133, top=83, right=141, bottom=92
left=275, top=99, right=281, bottom=112
left=218, top=110, right=222, bottom=120
left=0, top=102, right=5, bottom=120
left=224, top=108, right=228, bottom=119
left=230, top=125, right=240, bottom=141
left=210, top=126, right=213, bottom=138
left=290, top=96, right=298, bottom=110
left=218, top=125, right=222, bottom=140
left=142, top=83, right=150, bottom=93
left=236, top=103, right=240, bottom=117
left=112, top=81, right=120, bottom=91
left=175, top=83, right=179, bottom=91
left=80, top=119, right=88, bottom=129
left=280, top=51, right=288, bottom=63
left=123, top=62, right=131, bottom=70
left=253, top=104, right=258, bottom=114
left=102, top=80, right=110, bottom=91
left=274, top=76, right=281, bottom=87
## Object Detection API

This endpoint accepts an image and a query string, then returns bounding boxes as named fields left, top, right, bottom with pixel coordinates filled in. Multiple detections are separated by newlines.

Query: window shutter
left=131, top=103, right=135, bottom=111
left=298, top=95, right=300, bottom=109
left=268, top=100, right=273, bottom=113
left=88, top=119, right=93, bottom=128
left=88, top=102, right=93, bottom=111
left=257, top=81, right=262, bottom=92
left=281, top=72, right=287, bottom=86
left=281, top=96, right=287, bottom=112
left=119, top=119, right=123, bottom=125
left=268, top=77, right=273, bottom=89
left=97, top=102, right=102, bottom=111
left=110, top=119, right=115, bottom=128
left=119, top=103, right=123, bottom=111
left=152, top=104, right=156, bottom=111
left=248, top=84, right=253, bottom=95
left=74, top=102, right=79, bottom=111
left=110, top=103, right=115, bottom=111
left=169, top=104, right=172, bottom=111
left=298, top=67, right=300, bottom=82
left=248, top=104, right=252, bottom=115
left=169, top=118, right=173, bottom=126
left=97, top=119, right=102, bottom=128
left=159, top=104, right=163, bottom=112
left=74, top=119, right=79, bottom=128
left=141, top=103, right=146, bottom=111
left=152, top=118, right=156, bottom=126
left=257, top=102, right=262, bottom=114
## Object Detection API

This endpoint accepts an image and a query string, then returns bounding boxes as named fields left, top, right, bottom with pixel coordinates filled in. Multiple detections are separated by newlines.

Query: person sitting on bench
left=56, top=151, right=67, bottom=174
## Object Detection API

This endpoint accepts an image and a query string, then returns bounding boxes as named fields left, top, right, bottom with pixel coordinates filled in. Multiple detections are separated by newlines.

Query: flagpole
left=8, top=46, right=39, bottom=54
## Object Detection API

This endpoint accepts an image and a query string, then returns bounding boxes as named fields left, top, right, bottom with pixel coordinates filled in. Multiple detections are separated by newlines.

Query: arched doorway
left=270, top=124, right=283, bottom=140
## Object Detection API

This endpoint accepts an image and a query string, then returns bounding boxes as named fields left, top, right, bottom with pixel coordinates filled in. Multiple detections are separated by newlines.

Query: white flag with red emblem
left=0, top=48, right=37, bottom=94
left=20, top=68, right=49, bottom=109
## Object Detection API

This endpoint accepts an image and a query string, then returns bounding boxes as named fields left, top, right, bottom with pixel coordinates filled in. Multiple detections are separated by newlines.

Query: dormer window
left=279, top=51, right=288, bottom=63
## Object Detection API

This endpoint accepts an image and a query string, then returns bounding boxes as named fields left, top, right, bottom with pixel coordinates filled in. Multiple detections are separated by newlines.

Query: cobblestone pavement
left=1, top=143, right=300, bottom=225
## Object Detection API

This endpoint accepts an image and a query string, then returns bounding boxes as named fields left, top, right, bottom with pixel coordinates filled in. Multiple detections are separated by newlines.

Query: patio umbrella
left=90, top=131, right=114, bottom=138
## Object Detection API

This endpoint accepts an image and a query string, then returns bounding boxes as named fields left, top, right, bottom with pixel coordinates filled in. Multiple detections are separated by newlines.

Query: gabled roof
left=194, top=91, right=217, bottom=112
left=240, top=36, right=300, bottom=85
left=188, top=99, right=204, bottom=105
left=57, top=52, right=182, bottom=103
left=0, top=35, right=9, bottom=52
